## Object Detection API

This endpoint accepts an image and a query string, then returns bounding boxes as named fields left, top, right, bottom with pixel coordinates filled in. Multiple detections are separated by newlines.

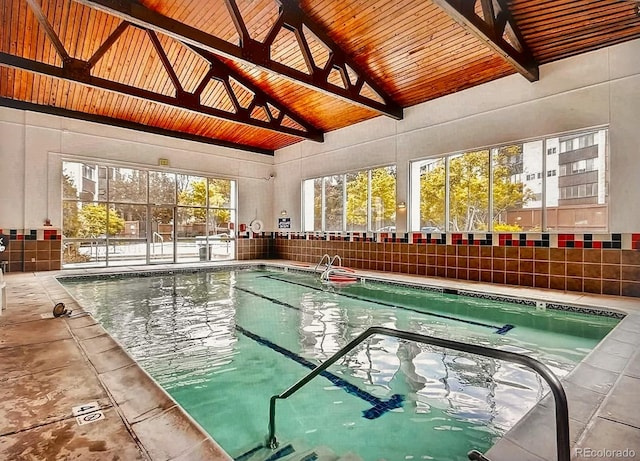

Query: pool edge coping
left=44, top=273, right=234, bottom=461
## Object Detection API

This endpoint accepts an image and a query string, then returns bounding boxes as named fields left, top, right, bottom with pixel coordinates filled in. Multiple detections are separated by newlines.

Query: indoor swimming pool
left=59, top=267, right=620, bottom=461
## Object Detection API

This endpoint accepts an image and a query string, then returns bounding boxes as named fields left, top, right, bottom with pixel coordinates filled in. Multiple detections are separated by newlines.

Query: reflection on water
left=61, top=269, right=617, bottom=460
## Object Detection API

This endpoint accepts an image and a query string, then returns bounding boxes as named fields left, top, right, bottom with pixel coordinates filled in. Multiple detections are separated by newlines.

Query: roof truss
left=73, top=0, right=403, bottom=119
left=432, top=0, right=539, bottom=82
left=2, top=0, right=323, bottom=142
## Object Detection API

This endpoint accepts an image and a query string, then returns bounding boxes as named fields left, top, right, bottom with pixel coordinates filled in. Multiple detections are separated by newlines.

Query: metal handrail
left=266, top=326, right=570, bottom=461
left=314, top=254, right=331, bottom=271
left=329, top=254, right=342, bottom=268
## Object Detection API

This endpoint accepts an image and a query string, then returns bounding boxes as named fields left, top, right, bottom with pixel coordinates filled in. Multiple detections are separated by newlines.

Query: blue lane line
left=235, top=324, right=404, bottom=420
left=261, top=274, right=514, bottom=335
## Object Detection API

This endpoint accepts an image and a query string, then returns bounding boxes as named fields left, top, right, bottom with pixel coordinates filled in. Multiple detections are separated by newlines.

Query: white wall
left=275, top=39, right=640, bottom=233
left=0, top=108, right=275, bottom=230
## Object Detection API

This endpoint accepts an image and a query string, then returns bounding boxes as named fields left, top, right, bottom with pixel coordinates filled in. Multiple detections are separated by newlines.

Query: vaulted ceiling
left=2, top=0, right=640, bottom=155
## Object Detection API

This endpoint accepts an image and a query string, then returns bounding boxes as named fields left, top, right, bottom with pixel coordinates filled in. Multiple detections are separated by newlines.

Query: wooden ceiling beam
left=25, top=0, right=70, bottom=62
left=0, top=97, right=274, bottom=155
left=0, top=52, right=322, bottom=141
left=10, top=0, right=322, bottom=141
left=431, top=0, right=539, bottom=82
left=186, top=45, right=323, bottom=141
left=72, top=0, right=404, bottom=119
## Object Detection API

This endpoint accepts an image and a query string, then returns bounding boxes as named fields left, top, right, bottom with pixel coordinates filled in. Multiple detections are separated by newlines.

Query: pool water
left=60, top=268, right=618, bottom=460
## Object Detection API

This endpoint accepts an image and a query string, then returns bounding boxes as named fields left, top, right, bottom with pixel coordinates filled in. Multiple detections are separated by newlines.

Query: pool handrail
left=266, top=326, right=570, bottom=461
left=314, top=254, right=331, bottom=272
left=329, top=254, right=342, bottom=268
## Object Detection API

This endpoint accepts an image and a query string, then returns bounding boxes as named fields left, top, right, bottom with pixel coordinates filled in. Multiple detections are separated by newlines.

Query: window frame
left=302, top=164, right=397, bottom=233
left=409, top=126, right=609, bottom=233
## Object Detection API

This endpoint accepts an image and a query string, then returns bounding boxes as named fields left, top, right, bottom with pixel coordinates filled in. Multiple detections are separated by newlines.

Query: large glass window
left=545, top=129, right=608, bottom=231
left=346, top=172, right=368, bottom=232
left=410, top=127, right=608, bottom=232
left=371, top=166, right=397, bottom=231
left=303, top=165, right=396, bottom=232
left=493, top=141, right=542, bottom=232
left=448, top=149, right=490, bottom=231
left=324, top=175, right=344, bottom=231
left=62, top=161, right=236, bottom=267
left=411, top=157, right=445, bottom=232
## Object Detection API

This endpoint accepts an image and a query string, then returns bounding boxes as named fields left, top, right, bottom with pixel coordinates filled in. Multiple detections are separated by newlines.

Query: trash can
left=199, top=245, right=208, bottom=261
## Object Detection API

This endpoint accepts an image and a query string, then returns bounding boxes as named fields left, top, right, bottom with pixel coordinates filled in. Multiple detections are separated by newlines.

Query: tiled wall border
left=0, top=227, right=62, bottom=272
left=1, top=228, right=62, bottom=241
left=274, top=233, right=640, bottom=298
left=4, top=227, right=640, bottom=299
left=272, top=231, right=640, bottom=250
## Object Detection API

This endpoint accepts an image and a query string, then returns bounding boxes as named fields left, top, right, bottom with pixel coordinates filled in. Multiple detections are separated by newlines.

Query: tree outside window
left=303, top=166, right=396, bottom=232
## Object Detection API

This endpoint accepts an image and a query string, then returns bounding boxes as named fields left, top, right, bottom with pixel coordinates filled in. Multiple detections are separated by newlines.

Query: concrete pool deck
left=1, top=260, right=639, bottom=460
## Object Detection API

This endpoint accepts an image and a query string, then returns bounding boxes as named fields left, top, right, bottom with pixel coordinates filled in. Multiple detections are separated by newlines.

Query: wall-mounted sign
left=278, top=218, right=291, bottom=229
left=158, top=158, right=170, bottom=166
left=0, top=234, right=8, bottom=252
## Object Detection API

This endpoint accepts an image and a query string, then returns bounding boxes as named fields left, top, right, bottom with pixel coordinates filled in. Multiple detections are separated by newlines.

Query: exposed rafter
left=3, top=0, right=323, bottom=142
left=72, top=0, right=404, bottom=119
left=1, top=52, right=323, bottom=141
left=185, top=45, right=323, bottom=138
left=1, top=97, right=274, bottom=155
left=432, top=0, right=539, bottom=82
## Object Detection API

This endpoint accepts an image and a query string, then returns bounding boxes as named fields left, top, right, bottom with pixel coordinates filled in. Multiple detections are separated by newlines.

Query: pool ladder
left=315, top=254, right=352, bottom=282
left=314, top=253, right=341, bottom=272
left=266, top=326, right=571, bottom=461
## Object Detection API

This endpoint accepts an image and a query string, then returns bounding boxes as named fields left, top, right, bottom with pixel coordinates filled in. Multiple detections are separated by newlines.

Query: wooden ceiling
left=1, top=0, right=640, bottom=155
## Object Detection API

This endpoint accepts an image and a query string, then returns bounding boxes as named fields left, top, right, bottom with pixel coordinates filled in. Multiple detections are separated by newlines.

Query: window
left=82, top=165, right=95, bottom=181
left=410, top=127, right=608, bottom=233
left=546, top=129, right=607, bottom=230
left=324, top=175, right=344, bottom=231
left=493, top=141, right=542, bottom=231
left=559, top=132, right=596, bottom=153
left=345, top=172, right=368, bottom=232
left=559, top=183, right=598, bottom=199
left=303, top=166, right=396, bottom=232
left=62, top=161, right=236, bottom=267
left=449, top=149, right=490, bottom=231
left=411, top=157, right=445, bottom=232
